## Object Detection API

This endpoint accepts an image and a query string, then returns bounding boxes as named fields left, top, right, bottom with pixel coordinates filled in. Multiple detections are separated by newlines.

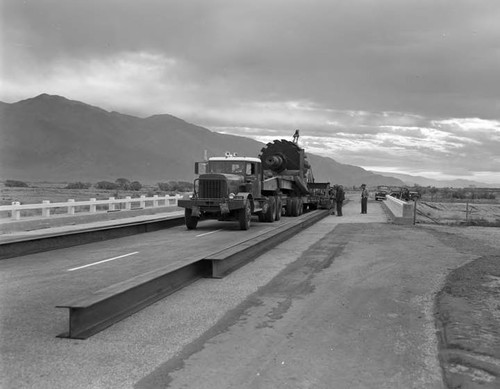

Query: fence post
left=153, top=195, right=159, bottom=207
left=108, top=197, right=116, bottom=211
left=465, top=201, right=469, bottom=223
left=413, top=199, right=417, bottom=225
left=140, top=195, right=146, bottom=208
left=68, top=199, right=75, bottom=215
left=42, top=200, right=51, bottom=217
left=125, top=196, right=132, bottom=210
left=11, top=201, right=21, bottom=220
left=90, top=198, right=97, bottom=213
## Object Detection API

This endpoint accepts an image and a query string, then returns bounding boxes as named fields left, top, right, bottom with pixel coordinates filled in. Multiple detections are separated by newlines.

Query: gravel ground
left=418, top=224, right=500, bottom=389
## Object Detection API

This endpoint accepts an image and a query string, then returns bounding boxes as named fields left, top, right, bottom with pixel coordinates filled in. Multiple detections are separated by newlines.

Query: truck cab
left=178, top=154, right=267, bottom=230
left=195, top=156, right=263, bottom=201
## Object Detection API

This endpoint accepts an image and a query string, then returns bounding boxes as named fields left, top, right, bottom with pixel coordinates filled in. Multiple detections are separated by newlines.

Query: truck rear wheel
left=264, top=196, right=275, bottom=222
left=291, top=197, right=300, bottom=217
left=285, top=199, right=293, bottom=216
left=239, top=200, right=251, bottom=230
left=185, top=208, right=198, bottom=230
left=275, top=196, right=282, bottom=221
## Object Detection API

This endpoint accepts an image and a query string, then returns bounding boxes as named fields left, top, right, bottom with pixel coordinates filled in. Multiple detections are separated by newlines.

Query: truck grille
left=199, top=179, right=227, bottom=198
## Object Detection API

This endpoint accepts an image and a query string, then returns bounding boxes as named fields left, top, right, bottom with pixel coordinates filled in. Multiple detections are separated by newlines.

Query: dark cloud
left=2, top=0, right=500, bottom=183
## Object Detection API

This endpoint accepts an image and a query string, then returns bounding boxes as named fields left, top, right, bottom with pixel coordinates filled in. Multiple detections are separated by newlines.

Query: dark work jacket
left=336, top=189, right=345, bottom=202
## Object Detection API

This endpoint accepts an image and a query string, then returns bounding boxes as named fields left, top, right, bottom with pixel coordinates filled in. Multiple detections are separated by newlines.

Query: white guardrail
left=0, top=194, right=184, bottom=221
left=384, top=195, right=415, bottom=220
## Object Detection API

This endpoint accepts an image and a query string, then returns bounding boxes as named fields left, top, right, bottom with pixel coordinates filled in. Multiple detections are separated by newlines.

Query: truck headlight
left=229, top=193, right=235, bottom=199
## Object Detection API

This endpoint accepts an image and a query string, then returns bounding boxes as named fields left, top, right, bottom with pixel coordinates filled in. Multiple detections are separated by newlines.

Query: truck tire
left=239, top=200, right=251, bottom=230
left=275, top=196, right=282, bottom=221
left=264, top=196, right=275, bottom=222
left=298, top=198, right=304, bottom=215
left=185, top=208, right=198, bottom=230
left=291, top=197, right=299, bottom=217
left=285, top=199, right=293, bottom=216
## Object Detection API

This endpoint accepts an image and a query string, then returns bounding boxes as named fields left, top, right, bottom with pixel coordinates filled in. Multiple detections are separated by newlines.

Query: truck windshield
left=209, top=161, right=246, bottom=174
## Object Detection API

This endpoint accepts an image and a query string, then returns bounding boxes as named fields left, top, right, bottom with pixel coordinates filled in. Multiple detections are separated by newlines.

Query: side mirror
left=195, top=162, right=207, bottom=175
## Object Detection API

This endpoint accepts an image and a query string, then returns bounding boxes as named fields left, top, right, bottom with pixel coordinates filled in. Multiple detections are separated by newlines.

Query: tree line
left=413, top=185, right=496, bottom=200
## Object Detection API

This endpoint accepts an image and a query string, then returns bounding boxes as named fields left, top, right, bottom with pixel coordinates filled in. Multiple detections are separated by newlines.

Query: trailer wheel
left=298, top=198, right=304, bottom=215
left=239, top=200, right=251, bottom=230
left=264, top=196, right=275, bottom=222
left=185, top=209, right=198, bottom=230
left=275, top=196, right=282, bottom=221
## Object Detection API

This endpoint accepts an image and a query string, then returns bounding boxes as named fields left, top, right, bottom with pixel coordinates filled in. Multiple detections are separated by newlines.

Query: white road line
left=196, top=229, right=223, bottom=237
left=67, top=251, right=139, bottom=272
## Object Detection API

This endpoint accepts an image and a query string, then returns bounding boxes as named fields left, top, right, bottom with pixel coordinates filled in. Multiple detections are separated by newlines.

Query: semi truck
left=177, top=138, right=332, bottom=230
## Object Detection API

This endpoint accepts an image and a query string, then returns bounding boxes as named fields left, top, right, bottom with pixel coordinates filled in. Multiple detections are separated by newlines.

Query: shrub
left=129, top=181, right=142, bottom=191
left=5, top=180, right=29, bottom=188
left=65, top=182, right=92, bottom=189
left=115, top=178, right=131, bottom=190
left=95, top=181, right=119, bottom=190
left=157, top=182, right=171, bottom=191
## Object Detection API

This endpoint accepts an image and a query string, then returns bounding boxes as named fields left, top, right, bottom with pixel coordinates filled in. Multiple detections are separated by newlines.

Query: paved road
left=0, top=197, right=477, bottom=388
left=140, top=198, right=475, bottom=389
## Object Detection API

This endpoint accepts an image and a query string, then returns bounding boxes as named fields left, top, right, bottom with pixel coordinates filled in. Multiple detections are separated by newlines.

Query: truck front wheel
left=185, top=208, right=199, bottom=230
left=239, top=200, right=251, bottom=230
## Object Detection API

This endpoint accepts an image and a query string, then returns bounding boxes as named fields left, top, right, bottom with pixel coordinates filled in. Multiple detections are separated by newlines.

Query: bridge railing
left=0, top=195, right=183, bottom=221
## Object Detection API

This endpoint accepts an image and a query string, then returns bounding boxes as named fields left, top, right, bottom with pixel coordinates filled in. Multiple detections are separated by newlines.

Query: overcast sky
left=2, top=0, right=499, bottom=184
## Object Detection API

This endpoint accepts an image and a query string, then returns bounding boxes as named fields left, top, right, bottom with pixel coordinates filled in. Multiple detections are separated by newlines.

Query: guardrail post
left=68, top=199, right=75, bottom=215
left=153, top=195, right=159, bottom=207
left=108, top=197, right=116, bottom=211
left=125, top=196, right=132, bottom=210
left=140, top=195, right=146, bottom=208
left=11, top=201, right=21, bottom=220
left=42, top=200, right=51, bottom=217
left=90, top=198, right=97, bottom=213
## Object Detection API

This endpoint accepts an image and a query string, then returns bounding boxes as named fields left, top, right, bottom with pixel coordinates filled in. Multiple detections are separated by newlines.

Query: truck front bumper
left=178, top=198, right=246, bottom=215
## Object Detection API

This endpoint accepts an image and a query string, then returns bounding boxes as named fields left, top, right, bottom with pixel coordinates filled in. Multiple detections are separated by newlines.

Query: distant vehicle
left=375, top=186, right=390, bottom=201
left=409, top=191, right=421, bottom=200
left=387, top=187, right=420, bottom=201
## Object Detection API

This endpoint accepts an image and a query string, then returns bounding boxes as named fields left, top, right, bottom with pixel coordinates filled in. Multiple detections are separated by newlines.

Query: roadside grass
left=417, top=201, right=500, bottom=227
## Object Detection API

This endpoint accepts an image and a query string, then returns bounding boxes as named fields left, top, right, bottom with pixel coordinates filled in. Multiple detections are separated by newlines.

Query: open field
left=417, top=201, right=500, bottom=226
left=0, top=182, right=174, bottom=205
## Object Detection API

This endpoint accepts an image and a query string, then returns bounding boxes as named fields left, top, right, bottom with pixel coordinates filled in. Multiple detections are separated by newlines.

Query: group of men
left=329, top=184, right=370, bottom=216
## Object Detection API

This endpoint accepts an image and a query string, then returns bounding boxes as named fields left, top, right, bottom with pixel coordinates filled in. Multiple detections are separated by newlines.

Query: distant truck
left=177, top=138, right=332, bottom=230
left=375, top=186, right=390, bottom=201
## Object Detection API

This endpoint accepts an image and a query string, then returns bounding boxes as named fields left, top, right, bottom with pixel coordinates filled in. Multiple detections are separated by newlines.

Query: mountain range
left=370, top=171, right=497, bottom=189
left=0, top=94, right=491, bottom=188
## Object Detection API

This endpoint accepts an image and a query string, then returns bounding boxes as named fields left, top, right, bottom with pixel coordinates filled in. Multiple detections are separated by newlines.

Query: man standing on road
left=328, top=186, right=336, bottom=215
left=361, top=184, right=369, bottom=214
left=336, top=185, right=345, bottom=216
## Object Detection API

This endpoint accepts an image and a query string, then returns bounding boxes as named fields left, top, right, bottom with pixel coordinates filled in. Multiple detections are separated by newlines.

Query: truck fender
left=236, top=193, right=253, bottom=212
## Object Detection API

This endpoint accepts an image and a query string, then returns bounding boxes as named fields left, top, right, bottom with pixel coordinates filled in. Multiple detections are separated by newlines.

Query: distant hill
left=0, top=94, right=405, bottom=187
left=370, top=171, right=498, bottom=189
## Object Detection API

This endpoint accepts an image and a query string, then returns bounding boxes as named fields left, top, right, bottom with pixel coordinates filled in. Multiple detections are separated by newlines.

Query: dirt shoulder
left=420, top=225, right=500, bottom=389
